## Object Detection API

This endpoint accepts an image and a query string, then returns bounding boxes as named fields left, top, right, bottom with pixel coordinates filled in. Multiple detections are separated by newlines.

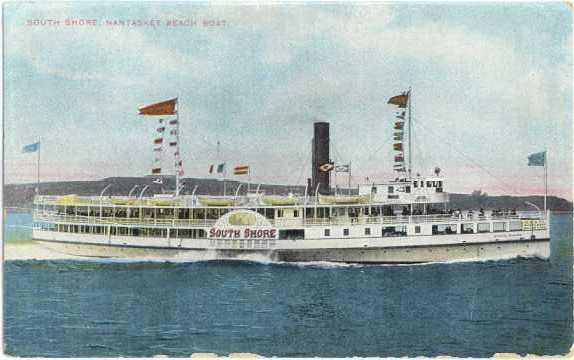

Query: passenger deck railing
left=33, top=210, right=544, bottom=228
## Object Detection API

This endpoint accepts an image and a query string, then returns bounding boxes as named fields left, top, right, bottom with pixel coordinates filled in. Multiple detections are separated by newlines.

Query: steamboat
left=31, top=93, right=550, bottom=263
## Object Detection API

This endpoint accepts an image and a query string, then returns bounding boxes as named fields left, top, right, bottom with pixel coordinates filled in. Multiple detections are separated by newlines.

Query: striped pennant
left=234, top=165, right=249, bottom=175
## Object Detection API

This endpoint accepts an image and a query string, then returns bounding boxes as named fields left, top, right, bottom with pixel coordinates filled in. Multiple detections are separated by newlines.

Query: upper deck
left=34, top=175, right=448, bottom=211
left=33, top=194, right=544, bottom=230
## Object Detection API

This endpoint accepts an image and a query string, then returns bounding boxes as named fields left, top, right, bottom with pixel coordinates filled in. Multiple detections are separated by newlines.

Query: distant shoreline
left=3, top=176, right=572, bottom=211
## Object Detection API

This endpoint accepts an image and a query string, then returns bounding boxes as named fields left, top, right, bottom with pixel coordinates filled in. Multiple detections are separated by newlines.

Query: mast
left=217, top=141, right=226, bottom=196
left=407, top=87, right=412, bottom=179
left=348, top=161, right=351, bottom=195
left=36, top=139, right=41, bottom=195
left=544, top=149, right=548, bottom=213
left=175, top=104, right=180, bottom=197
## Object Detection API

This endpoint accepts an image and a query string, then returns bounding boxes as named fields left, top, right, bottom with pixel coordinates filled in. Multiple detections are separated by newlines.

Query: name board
left=209, top=228, right=278, bottom=239
left=521, top=220, right=546, bottom=231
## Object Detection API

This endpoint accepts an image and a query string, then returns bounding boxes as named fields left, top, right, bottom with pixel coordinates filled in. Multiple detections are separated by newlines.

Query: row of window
left=428, top=221, right=523, bottom=235
left=320, top=221, right=525, bottom=237
left=37, top=223, right=305, bottom=241
left=36, top=223, right=208, bottom=239
left=371, top=181, right=443, bottom=196
left=323, top=226, right=406, bottom=237
left=36, top=220, right=528, bottom=240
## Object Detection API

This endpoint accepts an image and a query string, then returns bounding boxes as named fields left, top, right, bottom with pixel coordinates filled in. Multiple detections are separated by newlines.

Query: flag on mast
left=138, top=98, right=177, bottom=115
left=528, top=151, right=546, bottom=166
left=387, top=92, right=409, bottom=108
left=22, top=142, right=40, bottom=153
left=234, top=165, right=249, bottom=175
left=319, top=162, right=335, bottom=172
left=335, top=164, right=350, bottom=173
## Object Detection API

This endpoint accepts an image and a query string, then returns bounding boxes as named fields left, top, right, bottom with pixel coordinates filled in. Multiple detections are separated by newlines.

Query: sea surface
left=3, top=210, right=573, bottom=357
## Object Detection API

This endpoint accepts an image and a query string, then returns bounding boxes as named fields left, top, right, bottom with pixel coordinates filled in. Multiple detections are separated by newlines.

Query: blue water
left=3, top=211, right=573, bottom=357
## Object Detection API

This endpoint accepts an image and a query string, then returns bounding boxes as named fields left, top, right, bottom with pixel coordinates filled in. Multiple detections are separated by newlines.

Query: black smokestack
left=311, top=121, right=330, bottom=195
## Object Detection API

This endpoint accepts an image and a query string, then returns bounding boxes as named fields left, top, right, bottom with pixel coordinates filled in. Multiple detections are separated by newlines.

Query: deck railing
left=33, top=210, right=544, bottom=228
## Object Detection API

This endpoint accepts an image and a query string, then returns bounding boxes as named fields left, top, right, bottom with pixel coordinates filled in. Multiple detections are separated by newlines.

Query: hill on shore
left=3, top=176, right=572, bottom=212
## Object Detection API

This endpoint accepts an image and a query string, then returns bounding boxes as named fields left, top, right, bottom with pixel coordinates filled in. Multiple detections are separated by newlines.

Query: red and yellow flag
left=139, top=98, right=177, bottom=115
left=387, top=93, right=408, bottom=108
left=234, top=165, right=249, bottom=175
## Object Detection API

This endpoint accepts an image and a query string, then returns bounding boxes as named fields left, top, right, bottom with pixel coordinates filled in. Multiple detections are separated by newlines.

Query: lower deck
left=33, top=236, right=550, bottom=263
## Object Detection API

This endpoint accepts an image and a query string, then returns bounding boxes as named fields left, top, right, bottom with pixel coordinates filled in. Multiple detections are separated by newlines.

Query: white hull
left=33, top=229, right=550, bottom=264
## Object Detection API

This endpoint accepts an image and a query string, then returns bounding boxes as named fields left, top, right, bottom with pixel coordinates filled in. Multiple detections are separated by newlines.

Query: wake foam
left=5, top=242, right=91, bottom=261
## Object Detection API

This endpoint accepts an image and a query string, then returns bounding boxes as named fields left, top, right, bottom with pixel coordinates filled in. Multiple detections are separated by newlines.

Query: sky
left=3, top=2, right=572, bottom=200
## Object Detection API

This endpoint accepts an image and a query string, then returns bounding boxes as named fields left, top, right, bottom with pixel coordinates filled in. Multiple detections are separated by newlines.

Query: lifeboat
left=55, top=194, right=80, bottom=205
left=318, top=195, right=368, bottom=205
left=198, top=196, right=238, bottom=207
left=259, top=196, right=300, bottom=206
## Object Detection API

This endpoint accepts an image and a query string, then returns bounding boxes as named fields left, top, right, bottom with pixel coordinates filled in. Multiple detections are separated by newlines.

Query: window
left=414, top=181, right=418, bottom=188
left=509, top=221, right=522, bottom=231
left=343, top=228, right=349, bottom=236
left=388, top=186, right=394, bottom=194
left=279, top=229, right=304, bottom=239
left=405, top=186, right=411, bottom=193
left=382, top=226, right=407, bottom=237
left=427, top=181, right=432, bottom=188
left=477, top=223, right=490, bottom=233
left=277, top=209, right=284, bottom=218
left=324, top=229, right=330, bottom=237
left=461, top=223, right=474, bottom=234
left=415, top=225, right=421, bottom=234
left=364, top=228, right=371, bottom=235
left=293, top=210, right=299, bottom=218
left=432, top=224, right=457, bottom=235
left=178, top=229, right=192, bottom=238
left=493, top=222, right=506, bottom=232
left=371, top=186, right=377, bottom=194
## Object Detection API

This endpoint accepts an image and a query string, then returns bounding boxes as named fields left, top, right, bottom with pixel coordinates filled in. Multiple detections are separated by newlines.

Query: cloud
left=4, top=3, right=571, bottom=200
left=6, top=4, right=214, bottom=85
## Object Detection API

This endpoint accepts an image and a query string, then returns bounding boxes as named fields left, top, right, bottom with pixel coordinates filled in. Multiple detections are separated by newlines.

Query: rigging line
left=5, top=225, right=34, bottom=229
left=417, top=121, right=513, bottom=195
left=365, top=133, right=395, bottom=162
left=415, top=120, right=515, bottom=195
left=412, top=121, right=438, bottom=175
left=331, top=141, right=345, bottom=164
left=294, top=142, right=311, bottom=186
left=5, top=206, right=33, bottom=211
